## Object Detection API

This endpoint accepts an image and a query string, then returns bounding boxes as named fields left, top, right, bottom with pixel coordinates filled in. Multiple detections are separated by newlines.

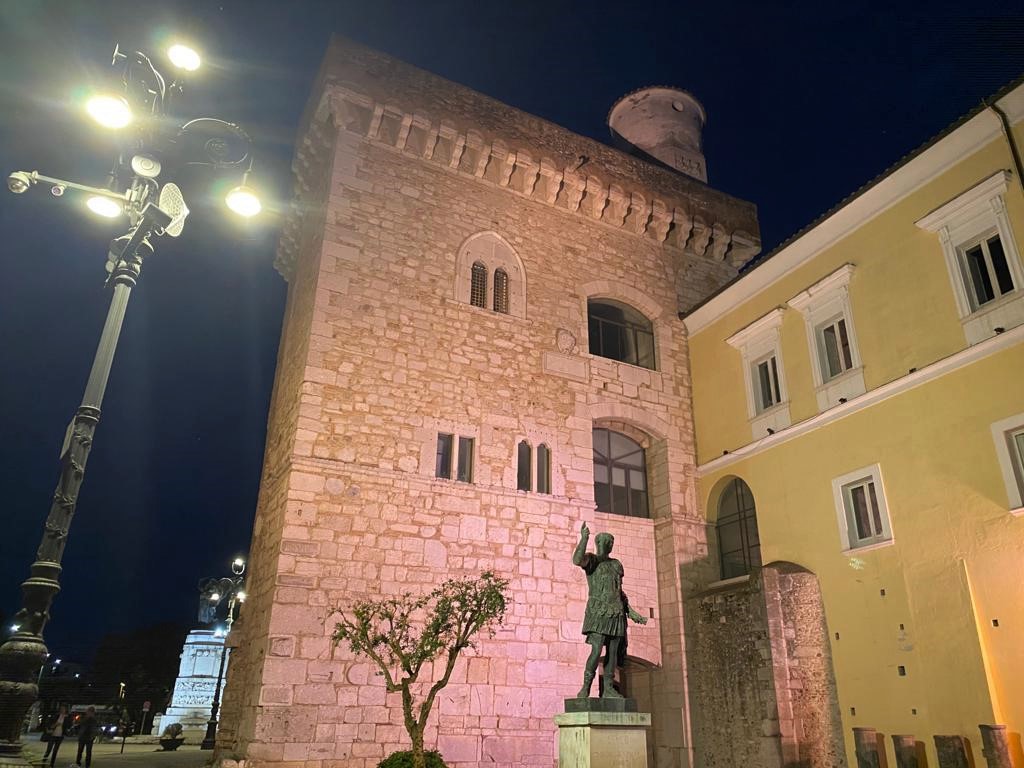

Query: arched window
left=470, top=262, right=487, bottom=308
left=592, top=428, right=648, bottom=518
left=536, top=443, right=551, bottom=495
left=516, top=440, right=532, bottom=491
left=587, top=300, right=655, bottom=369
left=493, top=269, right=510, bottom=314
left=716, top=478, right=761, bottom=579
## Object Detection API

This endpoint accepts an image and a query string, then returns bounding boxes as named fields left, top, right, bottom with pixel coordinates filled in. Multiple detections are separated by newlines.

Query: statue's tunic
left=577, top=554, right=627, bottom=638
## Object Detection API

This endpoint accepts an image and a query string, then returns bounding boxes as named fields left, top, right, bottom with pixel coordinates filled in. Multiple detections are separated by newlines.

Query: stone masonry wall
left=221, top=38, right=761, bottom=768
left=687, top=564, right=845, bottom=768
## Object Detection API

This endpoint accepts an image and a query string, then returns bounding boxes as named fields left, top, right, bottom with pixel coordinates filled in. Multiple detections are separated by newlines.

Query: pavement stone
left=21, top=741, right=211, bottom=768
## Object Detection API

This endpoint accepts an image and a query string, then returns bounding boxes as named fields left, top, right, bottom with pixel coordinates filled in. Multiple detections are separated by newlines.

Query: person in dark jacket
left=42, top=705, right=71, bottom=767
left=75, top=706, right=98, bottom=768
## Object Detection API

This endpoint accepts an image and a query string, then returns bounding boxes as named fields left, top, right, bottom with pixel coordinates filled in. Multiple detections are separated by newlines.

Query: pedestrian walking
left=41, top=705, right=71, bottom=767
left=74, top=706, right=98, bottom=768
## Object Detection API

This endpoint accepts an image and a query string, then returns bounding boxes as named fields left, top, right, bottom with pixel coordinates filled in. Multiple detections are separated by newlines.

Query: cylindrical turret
left=608, top=86, right=708, bottom=182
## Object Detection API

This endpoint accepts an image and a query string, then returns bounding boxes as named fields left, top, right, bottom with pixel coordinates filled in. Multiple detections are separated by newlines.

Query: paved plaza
left=22, top=741, right=210, bottom=768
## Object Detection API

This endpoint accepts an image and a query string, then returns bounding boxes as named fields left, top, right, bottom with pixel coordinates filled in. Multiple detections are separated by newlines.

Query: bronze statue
left=573, top=521, right=648, bottom=698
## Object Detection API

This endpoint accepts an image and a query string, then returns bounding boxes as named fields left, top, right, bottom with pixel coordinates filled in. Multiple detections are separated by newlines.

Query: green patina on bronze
left=572, top=521, right=647, bottom=699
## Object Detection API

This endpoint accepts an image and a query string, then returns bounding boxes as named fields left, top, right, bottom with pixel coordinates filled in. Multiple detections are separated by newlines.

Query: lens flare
left=225, top=186, right=261, bottom=217
left=85, top=95, right=132, bottom=129
left=86, top=196, right=123, bottom=218
left=168, top=44, right=201, bottom=72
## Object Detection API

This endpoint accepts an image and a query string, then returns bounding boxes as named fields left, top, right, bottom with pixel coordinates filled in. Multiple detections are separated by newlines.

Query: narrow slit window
left=470, top=262, right=487, bottom=308
left=493, top=269, right=510, bottom=314
left=456, top=437, right=474, bottom=483
left=536, top=443, right=551, bottom=494
left=516, top=440, right=532, bottom=491
left=435, top=434, right=454, bottom=479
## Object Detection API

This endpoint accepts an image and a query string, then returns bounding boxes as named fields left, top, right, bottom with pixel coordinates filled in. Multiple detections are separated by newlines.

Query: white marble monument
left=151, top=629, right=228, bottom=738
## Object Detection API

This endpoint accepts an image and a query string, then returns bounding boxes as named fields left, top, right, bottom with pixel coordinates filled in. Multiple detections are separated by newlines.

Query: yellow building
left=685, top=78, right=1024, bottom=767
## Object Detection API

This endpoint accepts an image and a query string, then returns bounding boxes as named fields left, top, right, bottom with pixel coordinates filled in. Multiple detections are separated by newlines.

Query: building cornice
left=787, top=263, right=855, bottom=312
left=725, top=307, right=786, bottom=349
left=697, top=323, right=1024, bottom=476
left=914, top=170, right=1011, bottom=232
left=684, top=82, right=1024, bottom=336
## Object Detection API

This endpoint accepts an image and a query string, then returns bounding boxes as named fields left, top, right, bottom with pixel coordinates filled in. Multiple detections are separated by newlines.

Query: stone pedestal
left=555, top=701, right=650, bottom=768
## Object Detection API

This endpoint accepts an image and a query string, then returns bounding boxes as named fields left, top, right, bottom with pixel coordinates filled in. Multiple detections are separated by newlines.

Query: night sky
left=1, top=0, right=1022, bottom=664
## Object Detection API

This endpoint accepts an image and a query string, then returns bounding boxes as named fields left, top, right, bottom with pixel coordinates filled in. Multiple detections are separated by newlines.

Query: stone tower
left=218, top=36, right=761, bottom=768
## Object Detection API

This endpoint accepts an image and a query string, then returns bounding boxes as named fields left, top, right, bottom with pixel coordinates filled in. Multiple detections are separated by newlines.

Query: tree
left=331, top=571, right=509, bottom=768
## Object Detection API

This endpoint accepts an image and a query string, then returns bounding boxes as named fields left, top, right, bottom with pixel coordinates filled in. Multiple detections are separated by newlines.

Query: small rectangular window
left=961, top=233, right=1016, bottom=309
left=436, top=434, right=454, bottom=479
left=1009, top=428, right=1024, bottom=499
left=755, top=354, right=782, bottom=411
left=819, top=317, right=854, bottom=379
left=517, top=441, right=532, bottom=491
left=456, top=437, right=474, bottom=483
left=843, top=478, right=886, bottom=545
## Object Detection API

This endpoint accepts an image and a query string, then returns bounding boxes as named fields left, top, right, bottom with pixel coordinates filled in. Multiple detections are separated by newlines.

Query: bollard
left=979, top=725, right=1012, bottom=768
left=933, top=735, right=969, bottom=768
left=853, top=728, right=881, bottom=768
left=892, top=735, right=918, bottom=768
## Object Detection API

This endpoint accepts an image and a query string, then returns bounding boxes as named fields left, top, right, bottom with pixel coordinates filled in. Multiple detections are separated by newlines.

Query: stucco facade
left=217, top=37, right=766, bottom=768
left=686, top=82, right=1024, bottom=767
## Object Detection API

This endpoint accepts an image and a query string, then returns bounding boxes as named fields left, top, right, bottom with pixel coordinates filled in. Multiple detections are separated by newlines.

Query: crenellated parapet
left=274, top=37, right=761, bottom=281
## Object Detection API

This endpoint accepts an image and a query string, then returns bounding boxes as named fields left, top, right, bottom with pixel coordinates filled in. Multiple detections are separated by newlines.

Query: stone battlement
left=275, top=36, right=760, bottom=281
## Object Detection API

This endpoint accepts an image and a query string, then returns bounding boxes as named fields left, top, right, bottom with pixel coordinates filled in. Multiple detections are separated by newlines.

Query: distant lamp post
left=197, top=557, right=246, bottom=750
left=0, top=42, right=261, bottom=765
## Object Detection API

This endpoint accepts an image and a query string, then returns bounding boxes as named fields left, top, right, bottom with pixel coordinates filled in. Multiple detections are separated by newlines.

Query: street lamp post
left=198, top=557, right=246, bottom=750
left=0, top=44, right=261, bottom=767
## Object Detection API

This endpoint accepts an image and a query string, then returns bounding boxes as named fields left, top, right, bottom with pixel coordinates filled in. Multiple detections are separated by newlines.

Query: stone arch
left=578, top=279, right=665, bottom=322
left=454, top=231, right=527, bottom=318
left=588, top=401, right=670, bottom=442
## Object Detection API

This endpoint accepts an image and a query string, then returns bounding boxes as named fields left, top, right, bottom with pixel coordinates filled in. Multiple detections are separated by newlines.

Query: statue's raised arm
left=572, top=521, right=590, bottom=567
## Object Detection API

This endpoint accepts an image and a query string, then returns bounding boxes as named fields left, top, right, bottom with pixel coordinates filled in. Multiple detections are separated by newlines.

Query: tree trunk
left=411, top=725, right=425, bottom=768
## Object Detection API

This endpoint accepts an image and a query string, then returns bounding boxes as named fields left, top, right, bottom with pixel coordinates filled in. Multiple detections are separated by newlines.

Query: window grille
left=470, top=262, right=487, bottom=308
left=493, top=268, right=510, bottom=314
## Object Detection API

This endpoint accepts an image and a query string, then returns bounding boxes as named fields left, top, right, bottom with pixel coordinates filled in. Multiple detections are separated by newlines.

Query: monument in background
left=150, top=629, right=226, bottom=740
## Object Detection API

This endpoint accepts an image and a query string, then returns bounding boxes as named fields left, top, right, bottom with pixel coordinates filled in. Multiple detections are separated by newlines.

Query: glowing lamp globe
left=168, top=44, right=201, bottom=72
left=225, top=185, right=261, bottom=217
left=86, top=196, right=123, bottom=218
left=85, top=95, right=132, bottom=129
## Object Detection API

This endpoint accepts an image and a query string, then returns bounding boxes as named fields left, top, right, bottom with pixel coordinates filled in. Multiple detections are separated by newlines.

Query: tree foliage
left=332, top=571, right=509, bottom=768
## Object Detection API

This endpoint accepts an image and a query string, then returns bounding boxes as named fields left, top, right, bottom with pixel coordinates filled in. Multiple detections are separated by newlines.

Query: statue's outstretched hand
left=580, top=521, right=590, bottom=539
left=628, top=608, right=648, bottom=625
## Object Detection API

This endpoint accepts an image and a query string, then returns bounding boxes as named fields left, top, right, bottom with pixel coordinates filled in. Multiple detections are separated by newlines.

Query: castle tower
left=608, top=87, right=709, bottom=183
left=218, top=37, right=760, bottom=768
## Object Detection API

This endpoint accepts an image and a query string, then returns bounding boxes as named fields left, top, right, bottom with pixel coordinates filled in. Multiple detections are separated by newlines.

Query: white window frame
left=990, top=411, right=1024, bottom=515
left=788, top=264, right=866, bottom=412
left=915, top=171, right=1024, bottom=344
left=831, top=464, right=894, bottom=552
left=726, top=308, right=791, bottom=439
